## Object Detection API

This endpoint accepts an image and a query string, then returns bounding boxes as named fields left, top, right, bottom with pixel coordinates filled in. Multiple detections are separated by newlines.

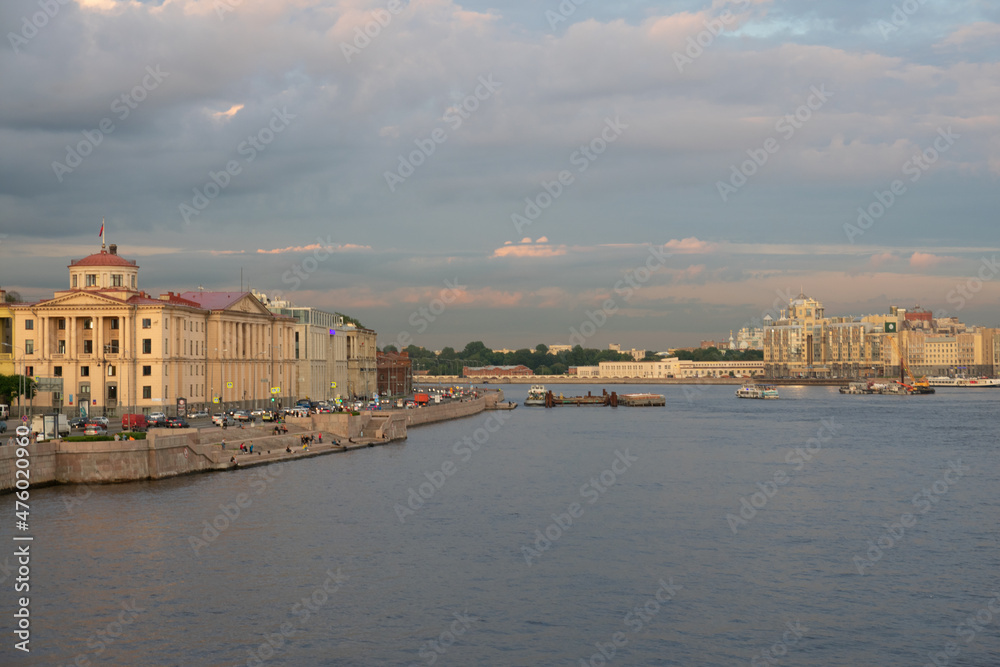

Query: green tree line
left=384, top=341, right=646, bottom=376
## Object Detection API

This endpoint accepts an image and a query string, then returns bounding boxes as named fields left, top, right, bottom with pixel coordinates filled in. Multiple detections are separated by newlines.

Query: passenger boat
left=926, top=376, right=1000, bottom=388
left=524, top=384, right=547, bottom=406
left=735, top=384, right=779, bottom=399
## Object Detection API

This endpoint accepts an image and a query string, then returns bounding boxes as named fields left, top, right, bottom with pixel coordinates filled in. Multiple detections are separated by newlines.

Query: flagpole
left=101, top=217, right=106, bottom=250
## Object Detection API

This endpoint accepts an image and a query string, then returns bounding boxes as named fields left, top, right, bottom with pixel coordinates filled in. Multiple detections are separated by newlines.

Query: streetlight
left=1, top=342, right=25, bottom=419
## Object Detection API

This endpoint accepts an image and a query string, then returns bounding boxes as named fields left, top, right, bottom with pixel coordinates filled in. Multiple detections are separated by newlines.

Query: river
left=8, top=384, right=1000, bottom=666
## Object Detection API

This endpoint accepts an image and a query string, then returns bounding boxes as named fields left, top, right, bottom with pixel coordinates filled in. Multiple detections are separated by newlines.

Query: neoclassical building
left=9, top=243, right=297, bottom=416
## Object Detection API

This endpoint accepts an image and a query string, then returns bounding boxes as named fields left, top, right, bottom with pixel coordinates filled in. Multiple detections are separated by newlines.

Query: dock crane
left=886, top=334, right=935, bottom=394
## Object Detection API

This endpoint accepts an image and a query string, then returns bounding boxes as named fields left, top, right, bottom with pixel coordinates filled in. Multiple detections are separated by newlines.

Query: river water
left=8, top=384, right=1000, bottom=666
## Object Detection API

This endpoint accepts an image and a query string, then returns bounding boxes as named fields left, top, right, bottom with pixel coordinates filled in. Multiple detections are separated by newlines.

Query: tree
left=382, top=344, right=398, bottom=353
left=462, top=341, right=489, bottom=358
left=4, top=290, right=21, bottom=303
left=439, top=347, right=457, bottom=360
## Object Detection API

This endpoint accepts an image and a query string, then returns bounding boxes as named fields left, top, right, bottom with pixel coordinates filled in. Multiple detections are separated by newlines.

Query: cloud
left=868, top=252, right=899, bottom=269
left=492, top=243, right=568, bottom=258
left=255, top=243, right=372, bottom=254
left=211, top=103, right=244, bottom=121
left=934, top=22, right=1000, bottom=50
left=909, top=252, right=956, bottom=270
left=664, top=238, right=718, bottom=254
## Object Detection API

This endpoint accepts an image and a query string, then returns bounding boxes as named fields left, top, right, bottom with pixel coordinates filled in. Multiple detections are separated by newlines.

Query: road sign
left=213, top=397, right=220, bottom=404
left=270, top=387, right=281, bottom=394
left=330, top=382, right=336, bottom=388
left=226, top=381, right=233, bottom=389
left=35, top=377, right=64, bottom=392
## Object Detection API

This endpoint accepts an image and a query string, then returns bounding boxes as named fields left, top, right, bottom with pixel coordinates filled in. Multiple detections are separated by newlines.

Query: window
left=131, top=275, right=136, bottom=288
left=143, top=386, right=151, bottom=399
left=142, top=318, right=151, bottom=329
left=25, top=320, right=33, bottom=330
left=24, top=366, right=33, bottom=377
left=83, top=340, right=93, bottom=354
left=142, top=339, right=152, bottom=354
left=84, top=318, right=93, bottom=330
left=58, top=318, right=66, bottom=330
left=58, top=340, right=65, bottom=354
left=72, top=275, right=78, bottom=288
left=81, top=366, right=89, bottom=377
left=107, top=340, right=119, bottom=354
left=54, top=366, right=62, bottom=377
left=111, top=318, right=119, bottom=330
left=107, top=365, right=116, bottom=377
left=112, top=274, right=123, bottom=287
left=142, top=365, right=151, bottom=376
left=85, top=274, right=97, bottom=287
left=25, top=340, right=33, bottom=354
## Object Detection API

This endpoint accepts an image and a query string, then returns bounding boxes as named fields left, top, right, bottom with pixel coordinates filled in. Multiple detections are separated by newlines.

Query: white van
left=31, top=414, right=70, bottom=441
left=0, top=404, right=8, bottom=420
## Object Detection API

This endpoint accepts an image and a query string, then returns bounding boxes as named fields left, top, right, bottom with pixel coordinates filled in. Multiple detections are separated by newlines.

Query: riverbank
left=0, top=390, right=504, bottom=493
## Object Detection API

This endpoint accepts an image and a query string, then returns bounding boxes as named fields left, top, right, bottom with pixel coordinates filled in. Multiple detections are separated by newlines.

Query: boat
left=839, top=382, right=873, bottom=395
left=524, top=385, right=547, bottom=406
left=926, top=376, right=1000, bottom=388
left=735, top=384, right=779, bottom=399
left=619, top=393, right=666, bottom=406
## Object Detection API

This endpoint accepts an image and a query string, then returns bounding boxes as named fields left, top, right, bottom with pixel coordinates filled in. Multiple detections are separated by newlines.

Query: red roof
left=178, top=291, right=252, bottom=311
left=69, top=249, right=138, bottom=268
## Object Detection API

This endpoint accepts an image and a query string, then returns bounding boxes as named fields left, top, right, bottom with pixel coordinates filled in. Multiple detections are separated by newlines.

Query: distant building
left=463, top=364, right=532, bottom=378
left=572, top=359, right=763, bottom=378
left=377, top=350, right=412, bottom=397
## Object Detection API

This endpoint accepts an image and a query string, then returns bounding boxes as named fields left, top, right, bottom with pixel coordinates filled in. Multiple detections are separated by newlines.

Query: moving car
left=232, top=410, right=252, bottom=422
left=84, top=423, right=107, bottom=436
left=212, top=414, right=235, bottom=427
left=148, top=412, right=169, bottom=428
left=69, top=417, right=88, bottom=430
left=167, top=417, right=190, bottom=429
left=189, top=411, right=209, bottom=419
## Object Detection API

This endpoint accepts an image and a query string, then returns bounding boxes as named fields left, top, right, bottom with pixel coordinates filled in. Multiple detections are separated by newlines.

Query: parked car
left=189, top=411, right=209, bottom=419
left=89, top=416, right=110, bottom=427
left=122, top=413, right=149, bottom=431
left=167, top=417, right=190, bottom=429
left=84, top=423, right=107, bottom=436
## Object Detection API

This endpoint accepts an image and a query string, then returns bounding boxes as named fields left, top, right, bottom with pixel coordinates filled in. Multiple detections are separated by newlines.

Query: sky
left=1, top=0, right=998, bottom=351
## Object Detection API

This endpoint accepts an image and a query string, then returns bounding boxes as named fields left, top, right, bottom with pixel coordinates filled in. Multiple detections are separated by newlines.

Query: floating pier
left=543, top=389, right=664, bottom=407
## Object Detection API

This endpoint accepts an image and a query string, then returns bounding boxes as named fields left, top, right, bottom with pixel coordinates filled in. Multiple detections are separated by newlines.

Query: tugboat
left=524, top=384, right=547, bottom=406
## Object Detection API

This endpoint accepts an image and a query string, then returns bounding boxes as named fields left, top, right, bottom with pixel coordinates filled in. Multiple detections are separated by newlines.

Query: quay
left=0, top=390, right=506, bottom=493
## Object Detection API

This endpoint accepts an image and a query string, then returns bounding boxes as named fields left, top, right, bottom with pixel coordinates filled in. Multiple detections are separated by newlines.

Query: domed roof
left=68, top=246, right=138, bottom=268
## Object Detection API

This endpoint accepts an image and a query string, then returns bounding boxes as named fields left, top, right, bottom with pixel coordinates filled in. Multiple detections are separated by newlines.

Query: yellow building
left=9, top=243, right=297, bottom=417
left=0, top=294, right=15, bottom=376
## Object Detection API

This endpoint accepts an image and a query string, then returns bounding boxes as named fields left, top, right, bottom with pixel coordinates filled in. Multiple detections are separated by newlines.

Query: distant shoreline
left=414, top=376, right=862, bottom=387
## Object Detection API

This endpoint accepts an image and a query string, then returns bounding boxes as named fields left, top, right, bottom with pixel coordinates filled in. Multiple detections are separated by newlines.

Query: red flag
left=99, top=222, right=104, bottom=237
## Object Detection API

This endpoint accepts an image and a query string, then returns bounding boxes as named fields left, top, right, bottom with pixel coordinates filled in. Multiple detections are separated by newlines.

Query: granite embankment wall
left=0, top=391, right=502, bottom=492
